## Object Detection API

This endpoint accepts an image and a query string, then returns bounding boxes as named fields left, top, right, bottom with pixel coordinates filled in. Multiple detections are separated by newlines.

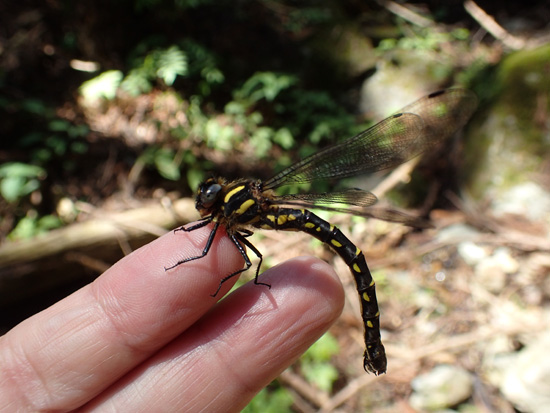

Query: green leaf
left=121, top=68, right=153, bottom=96
left=236, top=72, right=297, bottom=104
left=67, top=124, right=90, bottom=138
left=48, top=119, right=71, bottom=132
left=243, top=386, right=293, bottom=413
left=8, top=215, right=37, bottom=240
left=205, top=118, right=237, bottom=150
left=250, top=126, right=273, bottom=158
left=0, top=162, right=45, bottom=202
left=79, top=70, right=123, bottom=102
left=273, top=127, right=294, bottom=149
left=70, top=141, right=89, bottom=154
left=186, top=168, right=204, bottom=191
left=303, top=332, right=340, bottom=362
left=21, top=98, right=50, bottom=115
left=224, top=101, right=246, bottom=115
left=201, top=66, right=224, bottom=84
left=37, top=215, right=63, bottom=232
left=154, top=148, right=180, bottom=180
left=300, top=332, right=340, bottom=392
left=1, top=176, right=26, bottom=202
left=156, top=46, right=188, bottom=85
left=302, top=362, right=339, bottom=392
left=0, top=162, right=46, bottom=179
left=7, top=213, right=62, bottom=240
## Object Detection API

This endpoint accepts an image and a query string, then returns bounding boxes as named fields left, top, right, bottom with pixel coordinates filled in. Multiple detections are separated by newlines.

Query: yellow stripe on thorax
left=224, top=185, right=246, bottom=203
left=236, top=198, right=255, bottom=215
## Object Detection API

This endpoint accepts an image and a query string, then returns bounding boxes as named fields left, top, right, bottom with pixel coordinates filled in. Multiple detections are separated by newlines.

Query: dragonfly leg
left=235, top=233, right=269, bottom=289
left=210, top=231, right=265, bottom=297
left=174, top=216, right=212, bottom=233
left=164, top=220, right=219, bottom=271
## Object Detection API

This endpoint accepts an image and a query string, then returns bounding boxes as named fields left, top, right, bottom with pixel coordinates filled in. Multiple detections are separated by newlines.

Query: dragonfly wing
left=264, top=88, right=478, bottom=190
left=274, top=188, right=378, bottom=208
left=272, top=188, right=431, bottom=228
left=264, top=112, right=423, bottom=189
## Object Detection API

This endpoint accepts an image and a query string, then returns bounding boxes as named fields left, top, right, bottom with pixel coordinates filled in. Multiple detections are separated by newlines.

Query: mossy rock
left=462, top=43, right=550, bottom=201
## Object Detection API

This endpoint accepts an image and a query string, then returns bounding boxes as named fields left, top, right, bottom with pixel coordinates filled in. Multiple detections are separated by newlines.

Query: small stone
left=458, top=241, right=488, bottom=266
left=474, top=248, right=518, bottom=293
left=436, top=223, right=480, bottom=243
left=500, top=333, right=550, bottom=413
left=493, top=247, right=519, bottom=274
left=475, top=258, right=507, bottom=293
left=492, top=182, right=550, bottom=221
left=409, top=365, right=473, bottom=411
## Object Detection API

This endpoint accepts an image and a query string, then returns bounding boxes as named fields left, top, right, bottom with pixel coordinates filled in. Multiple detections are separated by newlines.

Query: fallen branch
left=0, top=198, right=196, bottom=306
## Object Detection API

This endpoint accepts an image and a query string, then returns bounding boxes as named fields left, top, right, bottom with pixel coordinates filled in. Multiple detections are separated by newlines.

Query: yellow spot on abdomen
left=277, top=215, right=288, bottom=225
left=331, top=239, right=342, bottom=248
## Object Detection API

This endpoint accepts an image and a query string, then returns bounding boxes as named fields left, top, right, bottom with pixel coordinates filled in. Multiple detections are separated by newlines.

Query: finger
left=83, top=256, right=345, bottom=412
left=0, top=223, right=244, bottom=411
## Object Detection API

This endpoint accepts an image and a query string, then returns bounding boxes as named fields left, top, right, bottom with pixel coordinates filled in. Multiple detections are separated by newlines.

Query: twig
left=378, top=0, right=434, bottom=28
left=464, top=0, right=527, bottom=50
left=279, top=369, right=330, bottom=409
left=0, top=198, right=196, bottom=268
left=319, top=372, right=381, bottom=412
left=373, top=157, right=420, bottom=199
left=65, top=251, right=110, bottom=273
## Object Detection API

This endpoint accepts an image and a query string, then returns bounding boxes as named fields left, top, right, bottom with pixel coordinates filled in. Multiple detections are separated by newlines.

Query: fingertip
left=217, top=255, right=346, bottom=349
left=173, top=256, right=346, bottom=409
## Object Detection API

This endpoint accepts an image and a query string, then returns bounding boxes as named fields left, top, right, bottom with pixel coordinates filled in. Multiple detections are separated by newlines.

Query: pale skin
left=0, top=224, right=344, bottom=412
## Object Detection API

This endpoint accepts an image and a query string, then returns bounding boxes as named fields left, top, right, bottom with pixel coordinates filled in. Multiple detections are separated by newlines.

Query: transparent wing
left=275, top=188, right=378, bottom=208
left=272, top=188, right=431, bottom=228
left=264, top=88, right=477, bottom=190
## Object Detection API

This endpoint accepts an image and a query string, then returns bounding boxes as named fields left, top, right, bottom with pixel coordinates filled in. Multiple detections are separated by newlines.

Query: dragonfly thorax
left=195, top=178, right=266, bottom=226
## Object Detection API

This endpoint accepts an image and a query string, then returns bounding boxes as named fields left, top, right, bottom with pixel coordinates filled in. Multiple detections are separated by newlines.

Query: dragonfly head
left=196, top=178, right=223, bottom=216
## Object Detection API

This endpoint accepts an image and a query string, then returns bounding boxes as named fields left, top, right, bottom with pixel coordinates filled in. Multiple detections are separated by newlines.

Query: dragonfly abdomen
left=254, top=207, right=387, bottom=375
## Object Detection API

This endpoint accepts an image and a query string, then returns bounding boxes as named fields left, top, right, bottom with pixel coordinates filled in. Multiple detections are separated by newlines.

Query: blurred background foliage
left=0, top=0, right=493, bottom=240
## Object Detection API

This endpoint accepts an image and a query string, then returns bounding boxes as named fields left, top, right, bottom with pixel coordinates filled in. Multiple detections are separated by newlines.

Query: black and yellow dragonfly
left=166, top=88, right=478, bottom=375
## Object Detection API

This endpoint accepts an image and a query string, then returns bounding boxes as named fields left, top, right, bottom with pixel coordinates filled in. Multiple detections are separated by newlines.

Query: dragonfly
left=166, top=88, right=478, bottom=375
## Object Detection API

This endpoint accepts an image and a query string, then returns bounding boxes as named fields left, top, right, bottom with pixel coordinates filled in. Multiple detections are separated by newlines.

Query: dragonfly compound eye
left=201, top=183, right=222, bottom=207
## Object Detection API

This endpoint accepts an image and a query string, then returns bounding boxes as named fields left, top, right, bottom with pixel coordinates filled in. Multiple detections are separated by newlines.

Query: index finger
left=0, top=223, right=244, bottom=411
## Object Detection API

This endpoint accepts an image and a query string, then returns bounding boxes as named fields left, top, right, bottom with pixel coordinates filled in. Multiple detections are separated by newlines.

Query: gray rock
left=409, top=364, right=473, bottom=411
left=492, top=182, right=550, bottom=222
left=500, top=333, right=550, bottom=413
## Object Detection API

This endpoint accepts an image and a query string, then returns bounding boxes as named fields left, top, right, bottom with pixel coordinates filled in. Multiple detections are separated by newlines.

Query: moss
left=462, top=44, right=550, bottom=199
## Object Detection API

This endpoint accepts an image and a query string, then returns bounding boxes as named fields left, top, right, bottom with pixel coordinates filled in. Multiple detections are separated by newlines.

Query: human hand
left=0, top=224, right=344, bottom=412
